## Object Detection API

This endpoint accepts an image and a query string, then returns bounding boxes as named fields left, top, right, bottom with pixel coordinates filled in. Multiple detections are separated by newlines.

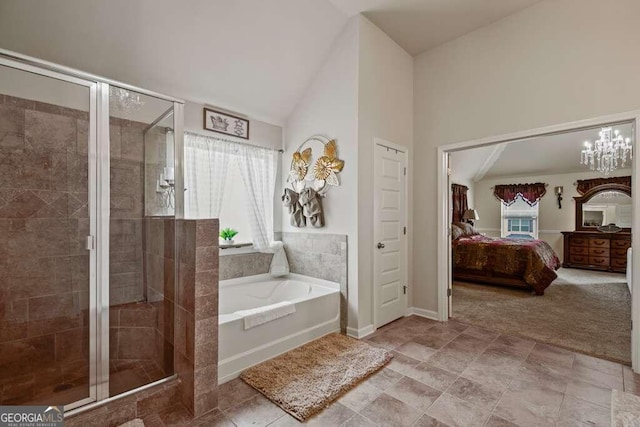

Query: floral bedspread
left=453, top=235, right=561, bottom=294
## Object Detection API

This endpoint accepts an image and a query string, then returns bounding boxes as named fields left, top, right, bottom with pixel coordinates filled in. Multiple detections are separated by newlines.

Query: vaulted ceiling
left=328, top=0, right=541, bottom=54
left=451, top=123, right=635, bottom=182
left=0, top=0, right=542, bottom=125
left=0, top=0, right=349, bottom=125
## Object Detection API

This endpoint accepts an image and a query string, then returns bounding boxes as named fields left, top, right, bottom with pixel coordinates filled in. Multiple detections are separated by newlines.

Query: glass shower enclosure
left=0, top=50, right=184, bottom=412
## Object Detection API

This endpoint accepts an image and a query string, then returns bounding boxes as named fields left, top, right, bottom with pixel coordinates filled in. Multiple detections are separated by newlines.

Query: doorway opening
left=437, top=113, right=640, bottom=372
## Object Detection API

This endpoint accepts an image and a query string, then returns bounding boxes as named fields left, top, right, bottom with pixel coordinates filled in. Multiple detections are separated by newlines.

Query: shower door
left=0, top=59, right=99, bottom=410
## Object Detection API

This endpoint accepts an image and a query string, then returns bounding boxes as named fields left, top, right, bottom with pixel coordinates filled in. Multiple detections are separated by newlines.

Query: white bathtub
left=218, top=273, right=340, bottom=384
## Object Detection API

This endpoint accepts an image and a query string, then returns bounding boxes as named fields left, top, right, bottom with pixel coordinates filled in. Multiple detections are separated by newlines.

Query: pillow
left=451, top=224, right=464, bottom=240
left=454, top=222, right=479, bottom=236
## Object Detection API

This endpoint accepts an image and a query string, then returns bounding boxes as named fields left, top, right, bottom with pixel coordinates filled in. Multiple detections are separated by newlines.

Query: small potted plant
left=220, top=227, right=239, bottom=245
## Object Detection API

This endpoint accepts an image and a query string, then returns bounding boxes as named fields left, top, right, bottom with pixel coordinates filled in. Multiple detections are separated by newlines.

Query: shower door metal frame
left=0, top=48, right=185, bottom=412
left=0, top=55, right=100, bottom=411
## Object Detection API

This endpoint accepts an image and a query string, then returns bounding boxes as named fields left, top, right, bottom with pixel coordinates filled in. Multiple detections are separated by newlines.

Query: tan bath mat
left=240, top=333, right=392, bottom=421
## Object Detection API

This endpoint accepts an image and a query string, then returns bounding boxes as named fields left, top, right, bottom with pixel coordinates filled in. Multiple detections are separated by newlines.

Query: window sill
left=219, top=243, right=257, bottom=256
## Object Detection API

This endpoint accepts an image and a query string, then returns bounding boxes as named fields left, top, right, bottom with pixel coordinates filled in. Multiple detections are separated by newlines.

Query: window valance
left=576, top=176, right=631, bottom=195
left=494, top=182, right=547, bottom=207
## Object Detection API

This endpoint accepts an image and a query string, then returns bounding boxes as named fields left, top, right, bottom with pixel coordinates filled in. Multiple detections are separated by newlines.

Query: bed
left=452, top=225, right=561, bottom=295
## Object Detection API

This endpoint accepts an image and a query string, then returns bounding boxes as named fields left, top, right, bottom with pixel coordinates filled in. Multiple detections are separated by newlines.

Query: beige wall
left=474, top=170, right=631, bottom=258
left=357, top=17, right=414, bottom=329
left=283, top=17, right=360, bottom=328
left=413, top=0, right=640, bottom=312
left=184, top=101, right=283, bottom=151
left=283, top=16, right=413, bottom=333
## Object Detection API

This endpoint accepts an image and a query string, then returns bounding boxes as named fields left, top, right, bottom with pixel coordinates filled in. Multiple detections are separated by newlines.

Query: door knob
left=377, top=242, right=385, bottom=249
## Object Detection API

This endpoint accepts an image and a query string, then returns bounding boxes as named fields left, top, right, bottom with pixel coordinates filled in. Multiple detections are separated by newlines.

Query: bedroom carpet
left=453, top=267, right=631, bottom=365
left=240, top=333, right=392, bottom=421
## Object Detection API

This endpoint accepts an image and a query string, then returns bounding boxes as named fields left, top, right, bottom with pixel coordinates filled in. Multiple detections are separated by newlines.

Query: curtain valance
left=576, top=176, right=631, bottom=195
left=494, top=182, right=547, bottom=206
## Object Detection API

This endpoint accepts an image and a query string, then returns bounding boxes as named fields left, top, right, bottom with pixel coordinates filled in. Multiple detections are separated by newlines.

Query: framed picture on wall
left=203, top=107, right=250, bottom=139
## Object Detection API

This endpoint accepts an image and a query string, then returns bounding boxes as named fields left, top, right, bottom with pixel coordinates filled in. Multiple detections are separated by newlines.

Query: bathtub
left=218, top=273, right=341, bottom=384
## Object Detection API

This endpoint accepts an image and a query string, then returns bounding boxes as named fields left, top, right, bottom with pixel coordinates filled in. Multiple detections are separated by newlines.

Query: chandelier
left=109, top=87, right=144, bottom=115
left=580, top=127, right=632, bottom=175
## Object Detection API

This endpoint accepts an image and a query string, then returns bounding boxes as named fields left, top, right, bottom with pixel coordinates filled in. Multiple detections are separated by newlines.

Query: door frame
left=373, top=138, right=409, bottom=329
left=436, top=111, right=640, bottom=372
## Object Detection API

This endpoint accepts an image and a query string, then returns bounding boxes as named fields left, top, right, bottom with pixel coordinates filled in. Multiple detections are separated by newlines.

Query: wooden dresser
left=561, top=231, right=631, bottom=273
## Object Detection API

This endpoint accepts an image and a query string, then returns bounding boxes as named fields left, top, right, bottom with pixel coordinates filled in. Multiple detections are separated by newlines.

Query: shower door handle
left=85, top=235, right=95, bottom=251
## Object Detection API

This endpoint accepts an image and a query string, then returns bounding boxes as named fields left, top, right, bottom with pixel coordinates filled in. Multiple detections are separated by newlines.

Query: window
left=507, top=218, right=534, bottom=233
left=183, top=132, right=277, bottom=250
left=217, top=158, right=253, bottom=245
left=500, top=195, right=539, bottom=239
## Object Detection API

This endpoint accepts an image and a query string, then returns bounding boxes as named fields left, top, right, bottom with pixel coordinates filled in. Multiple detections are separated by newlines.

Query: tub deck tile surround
left=219, top=252, right=274, bottom=281
left=279, top=232, right=348, bottom=332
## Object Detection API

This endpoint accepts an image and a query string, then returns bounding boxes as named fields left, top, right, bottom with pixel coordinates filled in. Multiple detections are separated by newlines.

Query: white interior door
left=374, top=142, right=407, bottom=328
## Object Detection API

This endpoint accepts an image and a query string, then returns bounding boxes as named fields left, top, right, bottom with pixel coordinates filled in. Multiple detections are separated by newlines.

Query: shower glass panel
left=0, top=64, right=94, bottom=406
left=108, top=87, right=175, bottom=397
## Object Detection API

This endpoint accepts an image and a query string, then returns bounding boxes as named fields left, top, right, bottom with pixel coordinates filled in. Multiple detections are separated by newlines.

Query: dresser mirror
left=575, top=183, right=632, bottom=231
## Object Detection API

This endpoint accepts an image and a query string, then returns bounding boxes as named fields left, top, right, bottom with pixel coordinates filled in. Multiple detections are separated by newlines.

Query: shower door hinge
left=85, top=235, right=95, bottom=251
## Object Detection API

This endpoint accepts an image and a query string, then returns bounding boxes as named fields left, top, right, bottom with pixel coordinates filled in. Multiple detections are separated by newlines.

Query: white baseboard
left=406, top=307, right=439, bottom=321
left=346, top=324, right=375, bottom=339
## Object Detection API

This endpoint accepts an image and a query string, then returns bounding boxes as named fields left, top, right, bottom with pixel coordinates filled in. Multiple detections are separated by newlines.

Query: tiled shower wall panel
left=144, top=126, right=172, bottom=217
left=109, top=117, right=146, bottom=306
left=0, top=95, right=91, bottom=389
left=278, top=232, right=348, bottom=332
left=0, top=94, right=149, bottom=401
left=143, top=217, right=175, bottom=374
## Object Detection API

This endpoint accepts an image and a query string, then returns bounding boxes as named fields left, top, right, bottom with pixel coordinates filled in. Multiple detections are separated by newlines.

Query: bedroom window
left=500, top=195, right=539, bottom=239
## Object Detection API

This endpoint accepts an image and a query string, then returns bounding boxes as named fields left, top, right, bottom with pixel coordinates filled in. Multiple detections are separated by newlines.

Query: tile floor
left=149, top=316, right=640, bottom=426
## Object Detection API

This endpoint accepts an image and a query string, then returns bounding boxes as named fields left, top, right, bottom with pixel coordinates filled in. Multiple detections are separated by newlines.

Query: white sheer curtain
left=184, top=132, right=233, bottom=219
left=183, top=131, right=278, bottom=252
left=236, top=144, right=278, bottom=251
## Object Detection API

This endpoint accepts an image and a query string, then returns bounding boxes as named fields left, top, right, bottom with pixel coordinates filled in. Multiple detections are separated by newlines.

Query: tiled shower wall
left=0, top=93, right=153, bottom=403
left=143, top=217, right=175, bottom=374
left=0, top=94, right=91, bottom=401
left=109, top=117, right=147, bottom=306
left=143, top=125, right=172, bottom=217
left=68, top=219, right=219, bottom=425
left=278, top=232, right=348, bottom=331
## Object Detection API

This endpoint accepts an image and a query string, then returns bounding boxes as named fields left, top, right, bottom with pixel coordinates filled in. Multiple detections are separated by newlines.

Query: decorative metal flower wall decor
left=288, top=135, right=344, bottom=195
